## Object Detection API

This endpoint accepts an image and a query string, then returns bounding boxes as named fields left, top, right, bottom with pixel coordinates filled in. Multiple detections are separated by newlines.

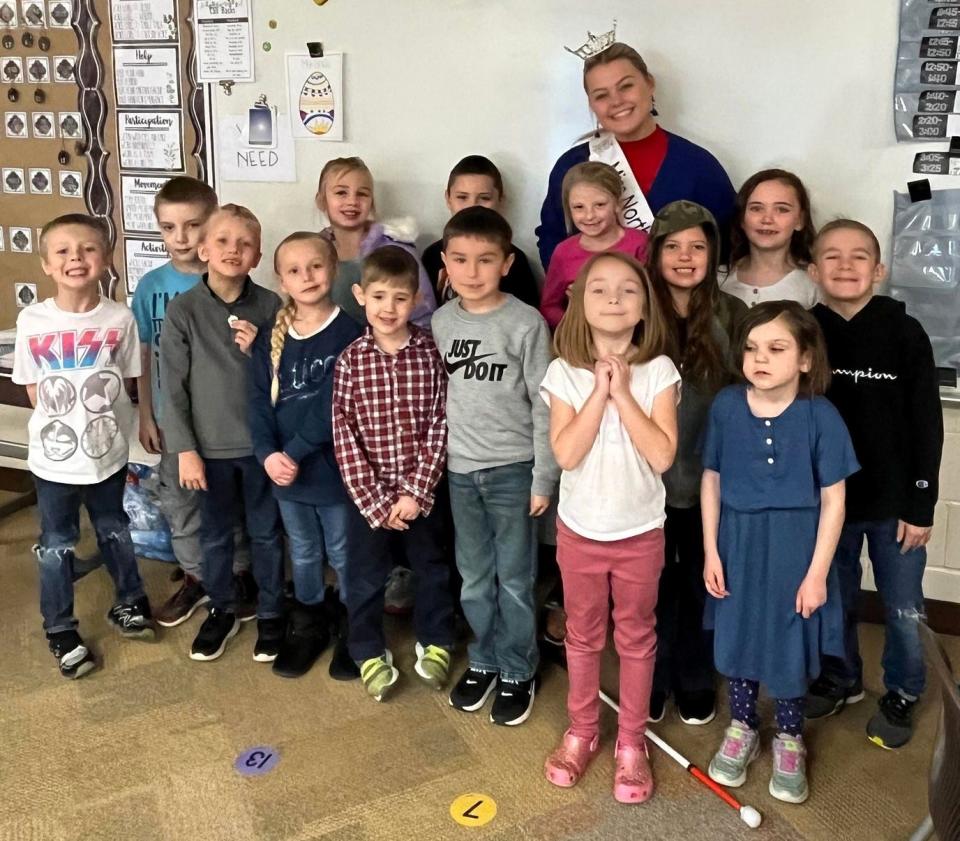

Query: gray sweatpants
left=157, top=448, right=250, bottom=579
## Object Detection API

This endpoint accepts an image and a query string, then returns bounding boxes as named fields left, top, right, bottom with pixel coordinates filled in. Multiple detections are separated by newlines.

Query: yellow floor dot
left=449, top=793, right=497, bottom=827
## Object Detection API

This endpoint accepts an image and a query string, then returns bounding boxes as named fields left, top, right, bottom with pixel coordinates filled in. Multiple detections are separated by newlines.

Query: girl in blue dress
left=701, top=301, right=858, bottom=805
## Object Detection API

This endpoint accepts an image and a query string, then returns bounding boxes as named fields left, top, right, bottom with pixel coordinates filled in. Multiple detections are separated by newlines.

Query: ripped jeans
left=821, top=518, right=927, bottom=698
left=33, top=467, right=145, bottom=634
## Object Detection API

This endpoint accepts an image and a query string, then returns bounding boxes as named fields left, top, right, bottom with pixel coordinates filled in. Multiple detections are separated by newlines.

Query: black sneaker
left=648, top=690, right=668, bottom=723
left=253, top=616, right=285, bottom=663
left=805, top=674, right=865, bottom=720
left=235, top=571, right=258, bottom=622
left=449, top=668, right=498, bottom=712
left=677, top=689, right=716, bottom=725
left=867, top=691, right=917, bottom=749
left=490, top=676, right=536, bottom=726
left=47, top=629, right=96, bottom=679
left=106, top=596, right=157, bottom=641
left=189, top=608, right=240, bottom=661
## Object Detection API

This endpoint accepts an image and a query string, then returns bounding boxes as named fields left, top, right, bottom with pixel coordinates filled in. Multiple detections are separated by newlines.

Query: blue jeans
left=821, top=518, right=926, bottom=697
left=448, top=461, right=538, bottom=682
left=277, top=498, right=351, bottom=605
left=199, top=456, right=284, bottom=619
left=34, top=467, right=145, bottom=634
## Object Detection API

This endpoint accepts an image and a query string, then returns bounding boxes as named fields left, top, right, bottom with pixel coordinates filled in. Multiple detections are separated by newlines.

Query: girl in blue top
left=701, top=301, right=858, bottom=805
left=248, top=232, right=362, bottom=680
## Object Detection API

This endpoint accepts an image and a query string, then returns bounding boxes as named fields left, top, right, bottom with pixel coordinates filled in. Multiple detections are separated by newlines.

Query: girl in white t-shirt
left=721, top=169, right=820, bottom=309
left=540, top=252, right=679, bottom=804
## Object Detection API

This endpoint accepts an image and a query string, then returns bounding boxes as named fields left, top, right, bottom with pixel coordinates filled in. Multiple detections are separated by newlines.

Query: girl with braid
left=248, top=232, right=362, bottom=679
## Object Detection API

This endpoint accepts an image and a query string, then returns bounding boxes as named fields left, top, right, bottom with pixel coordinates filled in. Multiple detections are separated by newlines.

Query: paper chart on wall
left=113, top=45, right=180, bottom=107
left=217, top=112, right=296, bottom=182
left=110, top=0, right=176, bottom=43
left=120, top=174, right=169, bottom=233
left=117, top=110, right=183, bottom=171
left=286, top=53, right=343, bottom=141
left=123, top=237, right=169, bottom=293
left=195, top=0, right=253, bottom=83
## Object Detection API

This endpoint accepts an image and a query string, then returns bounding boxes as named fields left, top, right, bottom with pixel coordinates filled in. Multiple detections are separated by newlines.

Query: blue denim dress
left=702, top=385, right=860, bottom=699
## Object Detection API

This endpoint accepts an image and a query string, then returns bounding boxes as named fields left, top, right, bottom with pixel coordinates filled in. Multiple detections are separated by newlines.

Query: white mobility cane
left=598, top=689, right=763, bottom=829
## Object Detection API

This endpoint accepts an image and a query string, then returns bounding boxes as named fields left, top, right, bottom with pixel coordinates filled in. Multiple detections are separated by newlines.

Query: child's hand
left=139, top=413, right=162, bottom=455
left=593, top=359, right=612, bottom=398
left=795, top=572, right=827, bottom=618
left=386, top=495, right=420, bottom=530
left=179, top=450, right=207, bottom=491
left=897, top=520, right=932, bottom=554
left=703, top=549, right=729, bottom=598
left=606, top=354, right=631, bottom=401
left=230, top=319, right=258, bottom=355
left=530, top=494, right=550, bottom=517
left=264, top=451, right=298, bottom=486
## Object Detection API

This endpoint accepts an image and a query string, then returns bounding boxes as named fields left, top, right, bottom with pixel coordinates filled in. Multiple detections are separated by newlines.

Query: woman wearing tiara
left=536, top=40, right=736, bottom=270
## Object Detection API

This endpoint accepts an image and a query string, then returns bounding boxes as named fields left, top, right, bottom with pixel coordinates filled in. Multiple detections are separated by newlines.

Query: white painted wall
left=213, top=0, right=959, bottom=601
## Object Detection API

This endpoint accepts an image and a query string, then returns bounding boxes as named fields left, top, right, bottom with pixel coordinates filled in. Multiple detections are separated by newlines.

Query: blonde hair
left=560, top=162, right=622, bottom=235
left=211, top=203, right=261, bottom=236
left=316, top=156, right=374, bottom=216
left=554, top=252, right=669, bottom=369
left=269, top=231, right=338, bottom=405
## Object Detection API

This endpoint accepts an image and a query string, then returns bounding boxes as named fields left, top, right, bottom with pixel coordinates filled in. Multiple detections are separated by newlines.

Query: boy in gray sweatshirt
left=431, top=206, right=558, bottom=726
left=160, top=204, right=283, bottom=663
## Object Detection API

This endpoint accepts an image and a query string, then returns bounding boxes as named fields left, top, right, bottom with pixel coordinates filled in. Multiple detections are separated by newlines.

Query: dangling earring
left=650, top=97, right=659, bottom=117
left=594, top=117, right=601, bottom=138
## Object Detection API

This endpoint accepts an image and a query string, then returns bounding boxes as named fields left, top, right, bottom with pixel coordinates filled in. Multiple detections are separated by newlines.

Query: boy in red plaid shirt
left=333, top=245, right=453, bottom=702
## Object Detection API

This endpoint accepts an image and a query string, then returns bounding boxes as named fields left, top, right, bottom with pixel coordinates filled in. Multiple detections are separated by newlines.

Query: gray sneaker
left=708, top=721, right=760, bottom=787
left=769, top=734, right=809, bottom=803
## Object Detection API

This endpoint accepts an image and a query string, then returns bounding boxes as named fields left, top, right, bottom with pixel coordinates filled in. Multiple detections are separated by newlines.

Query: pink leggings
left=557, top=518, right=664, bottom=747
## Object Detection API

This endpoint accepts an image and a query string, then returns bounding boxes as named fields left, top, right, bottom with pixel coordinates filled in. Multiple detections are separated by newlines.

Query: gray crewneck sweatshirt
left=431, top=294, right=559, bottom=496
left=160, top=275, right=281, bottom=458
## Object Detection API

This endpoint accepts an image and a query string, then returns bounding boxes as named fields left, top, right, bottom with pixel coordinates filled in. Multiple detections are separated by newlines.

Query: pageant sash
left=588, top=131, right=656, bottom=233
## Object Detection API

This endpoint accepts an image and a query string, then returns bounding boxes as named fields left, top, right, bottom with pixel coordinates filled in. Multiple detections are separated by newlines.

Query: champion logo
left=833, top=367, right=897, bottom=384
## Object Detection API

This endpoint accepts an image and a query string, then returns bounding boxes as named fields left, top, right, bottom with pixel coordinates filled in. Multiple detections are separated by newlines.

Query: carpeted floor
left=2, top=502, right=957, bottom=841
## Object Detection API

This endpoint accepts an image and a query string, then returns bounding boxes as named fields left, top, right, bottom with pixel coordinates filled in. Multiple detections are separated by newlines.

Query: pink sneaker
left=544, top=729, right=599, bottom=788
left=613, top=739, right=654, bottom=803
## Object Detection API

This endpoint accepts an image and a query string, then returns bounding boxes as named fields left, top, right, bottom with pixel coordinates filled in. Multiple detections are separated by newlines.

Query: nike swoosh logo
left=444, top=353, right=495, bottom=374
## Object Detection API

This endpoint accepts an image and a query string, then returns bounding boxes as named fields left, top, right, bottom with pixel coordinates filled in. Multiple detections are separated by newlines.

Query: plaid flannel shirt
left=332, top=325, right=447, bottom=528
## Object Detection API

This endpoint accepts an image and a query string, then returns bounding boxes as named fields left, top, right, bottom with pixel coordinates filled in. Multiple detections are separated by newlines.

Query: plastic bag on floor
left=124, top=463, right=175, bottom=562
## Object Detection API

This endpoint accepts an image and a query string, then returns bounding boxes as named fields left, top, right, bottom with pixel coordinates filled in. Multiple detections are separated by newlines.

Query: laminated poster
left=195, top=0, right=253, bottom=83
left=286, top=53, right=343, bottom=141
left=117, top=110, right=183, bottom=171
left=113, top=45, right=180, bottom=107
left=110, top=0, right=176, bottom=42
left=123, top=237, right=168, bottom=293
left=121, top=174, right=169, bottom=232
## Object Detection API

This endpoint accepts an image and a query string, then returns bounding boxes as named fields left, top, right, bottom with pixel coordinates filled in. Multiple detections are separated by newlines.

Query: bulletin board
left=0, top=0, right=209, bottom=330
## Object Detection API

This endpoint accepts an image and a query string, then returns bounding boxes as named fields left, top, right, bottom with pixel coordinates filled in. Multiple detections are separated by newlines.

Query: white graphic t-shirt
left=13, top=297, right=140, bottom=484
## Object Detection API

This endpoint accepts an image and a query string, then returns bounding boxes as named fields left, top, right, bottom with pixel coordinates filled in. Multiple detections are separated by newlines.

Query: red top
left=619, top=125, right=669, bottom=195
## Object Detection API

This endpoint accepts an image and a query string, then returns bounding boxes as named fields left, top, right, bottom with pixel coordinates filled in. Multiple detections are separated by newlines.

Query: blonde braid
left=269, top=299, right=297, bottom=406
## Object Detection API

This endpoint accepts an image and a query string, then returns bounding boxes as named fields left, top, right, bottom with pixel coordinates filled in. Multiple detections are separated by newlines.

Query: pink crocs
left=544, top=729, right=600, bottom=788
left=613, top=739, right=654, bottom=803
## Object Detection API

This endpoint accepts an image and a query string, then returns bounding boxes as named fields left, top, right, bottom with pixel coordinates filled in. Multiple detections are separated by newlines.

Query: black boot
left=272, top=600, right=329, bottom=678
left=327, top=594, right=360, bottom=681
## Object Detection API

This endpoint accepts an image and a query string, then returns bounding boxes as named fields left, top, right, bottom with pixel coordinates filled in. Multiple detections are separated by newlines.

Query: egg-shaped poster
left=299, top=70, right=335, bottom=136
left=288, top=53, right=343, bottom=141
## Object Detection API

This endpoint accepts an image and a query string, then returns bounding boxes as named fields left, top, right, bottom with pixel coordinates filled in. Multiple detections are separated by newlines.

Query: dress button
left=764, top=420, right=771, bottom=427
left=767, top=457, right=774, bottom=465
left=766, top=438, right=772, bottom=445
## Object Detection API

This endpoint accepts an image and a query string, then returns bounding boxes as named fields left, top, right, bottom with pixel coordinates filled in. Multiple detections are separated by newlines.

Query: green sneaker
left=360, top=650, right=399, bottom=702
left=414, top=642, right=451, bottom=689
left=769, top=734, right=809, bottom=804
left=707, top=721, right=760, bottom=787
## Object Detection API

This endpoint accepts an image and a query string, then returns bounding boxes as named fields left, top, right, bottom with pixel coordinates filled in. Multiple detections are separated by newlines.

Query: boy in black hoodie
left=806, top=219, right=943, bottom=749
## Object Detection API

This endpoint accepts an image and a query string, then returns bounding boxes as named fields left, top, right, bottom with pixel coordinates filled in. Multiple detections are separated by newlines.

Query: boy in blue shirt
left=132, top=178, right=253, bottom=627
